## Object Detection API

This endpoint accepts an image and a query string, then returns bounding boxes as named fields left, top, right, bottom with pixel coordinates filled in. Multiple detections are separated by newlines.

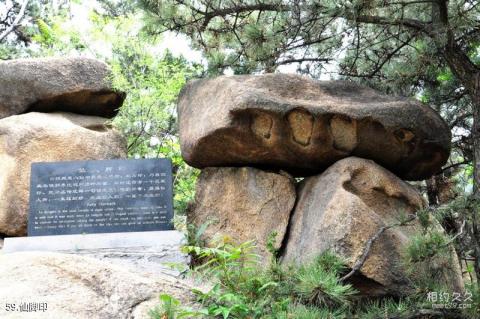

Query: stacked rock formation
left=179, top=73, right=464, bottom=297
left=0, top=57, right=127, bottom=236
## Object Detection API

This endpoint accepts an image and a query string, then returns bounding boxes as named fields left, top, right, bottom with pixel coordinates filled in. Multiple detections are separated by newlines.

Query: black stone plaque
left=28, top=158, right=174, bottom=236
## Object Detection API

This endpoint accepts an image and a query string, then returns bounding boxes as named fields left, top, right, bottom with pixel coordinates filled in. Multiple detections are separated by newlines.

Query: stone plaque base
left=2, top=231, right=187, bottom=276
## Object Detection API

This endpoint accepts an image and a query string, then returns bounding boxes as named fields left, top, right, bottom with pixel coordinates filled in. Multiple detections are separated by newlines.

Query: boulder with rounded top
left=0, top=57, right=124, bottom=119
left=0, top=112, right=127, bottom=236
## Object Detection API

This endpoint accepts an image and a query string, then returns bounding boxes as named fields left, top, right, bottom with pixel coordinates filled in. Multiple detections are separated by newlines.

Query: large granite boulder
left=281, top=157, right=464, bottom=297
left=188, top=167, right=296, bottom=260
left=0, top=112, right=126, bottom=236
left=0, top=57, right=124, bottom=119
left=0, top=252, right=198, bottom=319
left=178, top=74, right=450, bottom=180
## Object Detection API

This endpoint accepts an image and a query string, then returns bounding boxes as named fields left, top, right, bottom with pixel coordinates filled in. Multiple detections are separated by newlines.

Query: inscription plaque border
left=28, top=158, right=174, bottom=236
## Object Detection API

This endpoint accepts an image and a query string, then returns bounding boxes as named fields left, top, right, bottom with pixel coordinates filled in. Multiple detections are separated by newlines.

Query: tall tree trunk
left=472, top=98, right=480, bottom=196
left=470, top=98, right=480, bottom=280
left=447, top=67, right=480, bottom=281
left=435, top=0, right=480, bottom=278
left=426, top=177, right=439, bottom=206
left=445, top=62, right=480, bottom=281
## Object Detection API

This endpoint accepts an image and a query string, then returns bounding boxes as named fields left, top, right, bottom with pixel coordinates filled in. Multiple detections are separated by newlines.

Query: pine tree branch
left=408, top=219, right=466, bottom=264
left=450, top=219, right=466, bottom=243
left=200, top=3, right=291, bottom=30
left=340, top=215, right=417, bottom=282
left=276, top=57, right=332, bottom=65
left=0, top=0, right=28, bottom=43
left=439, top=161, right=469, bottom=173
left=352, top=14, right=430, bottom=33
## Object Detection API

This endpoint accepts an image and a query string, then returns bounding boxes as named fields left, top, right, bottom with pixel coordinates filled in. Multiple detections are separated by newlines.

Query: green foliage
left=186, top=221, right=211, bottom=248
left=294, top=254, right=355, bottom=309
left=355, top=298, right=411, bottom=319
left=156, top=239, right=465, bottom=318
left=463, top=283, right=480, bottom=319
left=109, top=42, right=202, bottom=214
left=405, top=230, right=451, bottom=264
left=265, top=231, right=279, bottom=262
left=182, top=240, right=259, bottom=290
left=137, top=1, right=479, bottom=228
left=149, top=294, right=183, bottom=319
left=184, top=220, right=218, bottom=267
left=149, top=294, right=207, bottom=319
left=403, top=229, right=456, bottom=295
left=436, top=69, right=454, bottom=83
left=100, top=13, right=202, bottom=215
left=17, top=2, right=204, bottom=216
left=184, top=240, right=277, bottom=318
left=172, top=166, right=199, bottom=214
left=158, top=239, right=357, bottom=318
left=34, top=18, right=54, bottom=44
left=432, top=196, right=479, bottom=274
left=27, top=5, right=87, bottom=55
left=265, top=303, right=347, bottom=319
left=416, top=208, right=432, bottom=231
left=167, top=209, right=475, bottom=318
left=401, top=207, right=474, bottom=313
left=1, top=1, right=69, bottom=58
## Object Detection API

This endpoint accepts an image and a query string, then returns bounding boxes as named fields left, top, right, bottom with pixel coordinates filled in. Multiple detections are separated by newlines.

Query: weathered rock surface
left=178, top=74, right=451, bottom=180
left=0, top=112, right=127, bottom=236
left=3, top=230, right=188, bottom=277
left=281, top=157, right=464, bottom=297
left=0, top=57, right=124, bottom=119
left=0, top=252, right=198, bottom=319
left=188, top=167, right=296, bottom=260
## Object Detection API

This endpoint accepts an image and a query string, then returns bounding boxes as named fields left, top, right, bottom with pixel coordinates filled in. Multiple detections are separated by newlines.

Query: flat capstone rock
left=178, top=74, right=451, bottom=180
left=0, top=57, right=124, bottom=119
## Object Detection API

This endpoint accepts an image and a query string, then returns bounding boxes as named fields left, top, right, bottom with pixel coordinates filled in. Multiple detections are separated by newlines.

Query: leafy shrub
left=152, top=238, right=357, bottom=318
left=153, top=219, right=472, bottom=319
left=149, top=294, right=184, bottom=319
